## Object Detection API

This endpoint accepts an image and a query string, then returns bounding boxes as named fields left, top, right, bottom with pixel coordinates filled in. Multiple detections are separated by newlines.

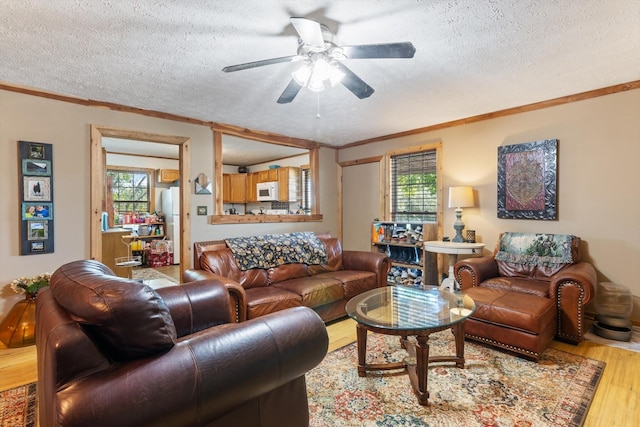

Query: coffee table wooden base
left=356, top=321, right=466, bottom=406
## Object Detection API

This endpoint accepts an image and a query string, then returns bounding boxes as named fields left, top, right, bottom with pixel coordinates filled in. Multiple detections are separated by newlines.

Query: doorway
left=90, top=125, right=191, bottom=281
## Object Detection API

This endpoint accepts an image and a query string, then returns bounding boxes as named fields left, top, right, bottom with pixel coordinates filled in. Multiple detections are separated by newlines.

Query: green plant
left=9, top=272, right=51, bottom=296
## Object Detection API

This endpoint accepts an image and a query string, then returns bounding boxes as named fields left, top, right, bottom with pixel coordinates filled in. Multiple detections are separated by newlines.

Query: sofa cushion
left=314, top=270, right=378, bottom=299
left=465, top=287, right=556, bottom=335
left=201, top=248, right=268, bottom=289
left=308, top=237, right=344, bottom=275
left=50, top=260, right=176, bottom=361
left=268, top=263, right=310, bottom=284
left=480, top=276, right=550, bottom=298
left=244, top=287, right=303, bottom=319
left=273, top=276, right=344, bottom=308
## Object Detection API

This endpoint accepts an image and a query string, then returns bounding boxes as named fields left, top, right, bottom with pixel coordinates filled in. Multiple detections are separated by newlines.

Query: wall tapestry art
left=497, top=139, right=558, bottom=220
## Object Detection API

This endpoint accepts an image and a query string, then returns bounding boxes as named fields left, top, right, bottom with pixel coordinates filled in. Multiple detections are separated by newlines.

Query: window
left=300, top=167, right=311, bottom=213
left=107, top=169, right=151, bottom=214
left=390, top=150, right=437, bottom=222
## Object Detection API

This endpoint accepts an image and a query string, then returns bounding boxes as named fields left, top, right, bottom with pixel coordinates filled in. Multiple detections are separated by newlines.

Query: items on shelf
left=372, top=221, right=427, bottom=288
left=387, top=266, right=423, bottom=287
left=114, top=211, right=162, bottom=226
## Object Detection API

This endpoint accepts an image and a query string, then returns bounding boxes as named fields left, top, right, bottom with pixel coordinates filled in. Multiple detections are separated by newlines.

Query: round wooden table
left=345, top=286, right=476, bottom=406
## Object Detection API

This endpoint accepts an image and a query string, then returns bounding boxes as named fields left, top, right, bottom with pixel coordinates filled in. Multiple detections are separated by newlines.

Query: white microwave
left=257, top=181, right=279, bottom=201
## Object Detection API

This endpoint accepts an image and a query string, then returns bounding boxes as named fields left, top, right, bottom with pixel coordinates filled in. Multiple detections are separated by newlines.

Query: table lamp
left=448, top=186, right=474, bottom=242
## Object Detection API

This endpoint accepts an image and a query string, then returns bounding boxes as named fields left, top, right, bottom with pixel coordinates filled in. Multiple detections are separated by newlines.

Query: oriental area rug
left=306, top=332, right=605, bottom=427
left=0, top=383, right=36, bottom=427
left=131, top=267, right=178, bottom=283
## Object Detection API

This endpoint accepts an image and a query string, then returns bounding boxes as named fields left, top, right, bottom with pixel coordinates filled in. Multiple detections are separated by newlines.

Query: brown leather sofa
left=454, top=232, right=596, bottom=360
left=184, top=233, right=391, bottom=322
left=36, top=260, right=328, bottom=427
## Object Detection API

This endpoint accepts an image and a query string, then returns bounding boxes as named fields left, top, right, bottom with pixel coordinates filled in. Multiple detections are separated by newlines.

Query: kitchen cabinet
left=277, top=167, right=300, bottom=202
left=257, top=169, right=278, bottom=183
left=246, top=172, right=258, bottom=202
left=222, top=173, right=247, bottom=203
left=102, top=229, right=132, bottom=278
left=157, top=169, right=180, bottom=183
left=224, top=167, right=299, bottom=204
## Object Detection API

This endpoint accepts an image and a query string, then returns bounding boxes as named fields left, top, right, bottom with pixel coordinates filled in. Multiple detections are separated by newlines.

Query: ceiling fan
left=222, top=17, right=416, bottom=104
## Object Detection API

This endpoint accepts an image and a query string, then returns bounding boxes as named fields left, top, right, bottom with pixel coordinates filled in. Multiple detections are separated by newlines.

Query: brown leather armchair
left=455, top=232, right=596, bottom=360
left=36, top=260, right=328, bottom=427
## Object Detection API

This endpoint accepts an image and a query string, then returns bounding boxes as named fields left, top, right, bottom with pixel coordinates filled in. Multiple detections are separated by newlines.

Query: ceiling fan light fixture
left=223, top=17, right=415, bottom=103
left=292, top=63, right=312, bottom=86
left=307, top=75, right=326, bottom=92
left=292, top=56, right=344, bottom=92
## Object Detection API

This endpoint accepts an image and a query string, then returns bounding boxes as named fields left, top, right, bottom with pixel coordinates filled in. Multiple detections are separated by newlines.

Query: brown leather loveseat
left=184, top=232, right=391, bottom=322
left=454, top=232, right=596, bottom=360
left=36, top=260, right=328, bottom=427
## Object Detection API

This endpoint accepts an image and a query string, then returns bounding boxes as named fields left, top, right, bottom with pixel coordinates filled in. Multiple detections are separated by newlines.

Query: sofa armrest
left=454, top=256, right=499, bottom=290
left=550, top=262, right=597, bottom=305
left=550, top=262, right=597, bottom=343
left=53, top=307, right=328, bottom=427
left=342, top=250, right=391, bottom=287
left=183, top=269, right=247, bottom=322
left=155, top=280, right=234, bottom=337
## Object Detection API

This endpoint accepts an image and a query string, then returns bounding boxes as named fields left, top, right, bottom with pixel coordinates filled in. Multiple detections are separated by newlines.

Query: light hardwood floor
left=3, top=281, right=637, bottom=426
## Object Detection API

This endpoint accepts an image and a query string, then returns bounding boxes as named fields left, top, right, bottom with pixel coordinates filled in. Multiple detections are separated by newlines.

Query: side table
left=424, top=241, right=485, bottom=290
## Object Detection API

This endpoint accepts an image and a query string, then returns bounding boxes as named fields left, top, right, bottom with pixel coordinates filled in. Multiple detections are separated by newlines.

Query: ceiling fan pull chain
left=316, top=92, right=321, bottom=119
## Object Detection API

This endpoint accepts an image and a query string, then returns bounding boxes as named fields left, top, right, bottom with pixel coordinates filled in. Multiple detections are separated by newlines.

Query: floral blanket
left=224, top=232, right=328, bottom=271
left=495, top=232, right=576, bottom=266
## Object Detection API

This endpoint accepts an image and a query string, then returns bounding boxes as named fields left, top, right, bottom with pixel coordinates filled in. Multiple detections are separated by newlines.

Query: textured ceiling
left=1, top=1, right=639, bottom=148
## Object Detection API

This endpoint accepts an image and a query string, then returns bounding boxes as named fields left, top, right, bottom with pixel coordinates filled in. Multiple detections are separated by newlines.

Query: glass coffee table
left=345, top=286, right=476, bottom=405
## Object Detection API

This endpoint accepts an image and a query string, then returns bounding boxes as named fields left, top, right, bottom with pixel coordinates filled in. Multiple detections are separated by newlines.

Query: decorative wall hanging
left=497, top=139, right=558, bottom=220
left=19, top=141, right=54, bottom=254
left=195, top=172, right=212, bottom=194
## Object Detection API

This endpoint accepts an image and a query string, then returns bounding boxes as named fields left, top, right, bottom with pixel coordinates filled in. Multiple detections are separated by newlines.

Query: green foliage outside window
left=107, top=170, right=150, bottom=214
left=391, top=151, right=437, bottom=223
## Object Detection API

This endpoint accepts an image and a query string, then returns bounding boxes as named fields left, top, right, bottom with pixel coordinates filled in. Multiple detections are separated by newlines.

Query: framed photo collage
left=19, top=141, right=54, bottom=255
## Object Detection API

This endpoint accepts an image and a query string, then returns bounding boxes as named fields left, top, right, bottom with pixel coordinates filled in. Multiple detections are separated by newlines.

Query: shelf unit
left=121, top=222, right=166, bottom=240
left=372, top=221, right=427, bottom=287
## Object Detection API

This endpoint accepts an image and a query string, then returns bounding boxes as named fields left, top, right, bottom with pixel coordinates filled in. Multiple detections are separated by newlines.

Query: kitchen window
left=107, top=168, right=154, bottom=215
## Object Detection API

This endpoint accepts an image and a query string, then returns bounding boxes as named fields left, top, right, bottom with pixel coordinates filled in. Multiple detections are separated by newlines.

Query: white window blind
left=390, top=150, right=437, bottom=222
left=300, top=168, right=311, bottom=213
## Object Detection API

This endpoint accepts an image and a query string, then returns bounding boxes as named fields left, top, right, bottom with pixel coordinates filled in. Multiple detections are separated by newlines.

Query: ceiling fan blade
left=342, top=42, right=416, bottom=59
left=334, top=62, right=374, bottom=99
left=290, top=17, right=325, bottom=48
left=277, top=79, right=304, bottom=104
left=222, top=55, right=297, bottom=72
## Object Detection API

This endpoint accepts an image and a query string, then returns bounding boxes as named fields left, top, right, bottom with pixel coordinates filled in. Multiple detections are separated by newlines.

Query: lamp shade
left=448, top=186, right=474, bottom=208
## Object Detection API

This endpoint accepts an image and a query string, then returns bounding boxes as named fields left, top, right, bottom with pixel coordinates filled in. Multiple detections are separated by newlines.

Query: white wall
left=339, top=89, right=640, bottom=321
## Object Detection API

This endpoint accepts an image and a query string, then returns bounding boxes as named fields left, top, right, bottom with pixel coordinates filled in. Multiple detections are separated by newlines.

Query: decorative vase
left=0, top=293, right=37, bottom=348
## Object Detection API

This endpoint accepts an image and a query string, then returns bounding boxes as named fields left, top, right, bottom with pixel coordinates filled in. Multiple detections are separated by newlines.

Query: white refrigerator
left=161, top=187, right=180, bottom=264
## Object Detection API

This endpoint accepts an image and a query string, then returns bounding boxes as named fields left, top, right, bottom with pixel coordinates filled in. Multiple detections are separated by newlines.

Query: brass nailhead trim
left=456, top=266, right=477, bottom=287
left=555, top=281, right=585, bottom=342
left=465, top=333, right=539, bottom=358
